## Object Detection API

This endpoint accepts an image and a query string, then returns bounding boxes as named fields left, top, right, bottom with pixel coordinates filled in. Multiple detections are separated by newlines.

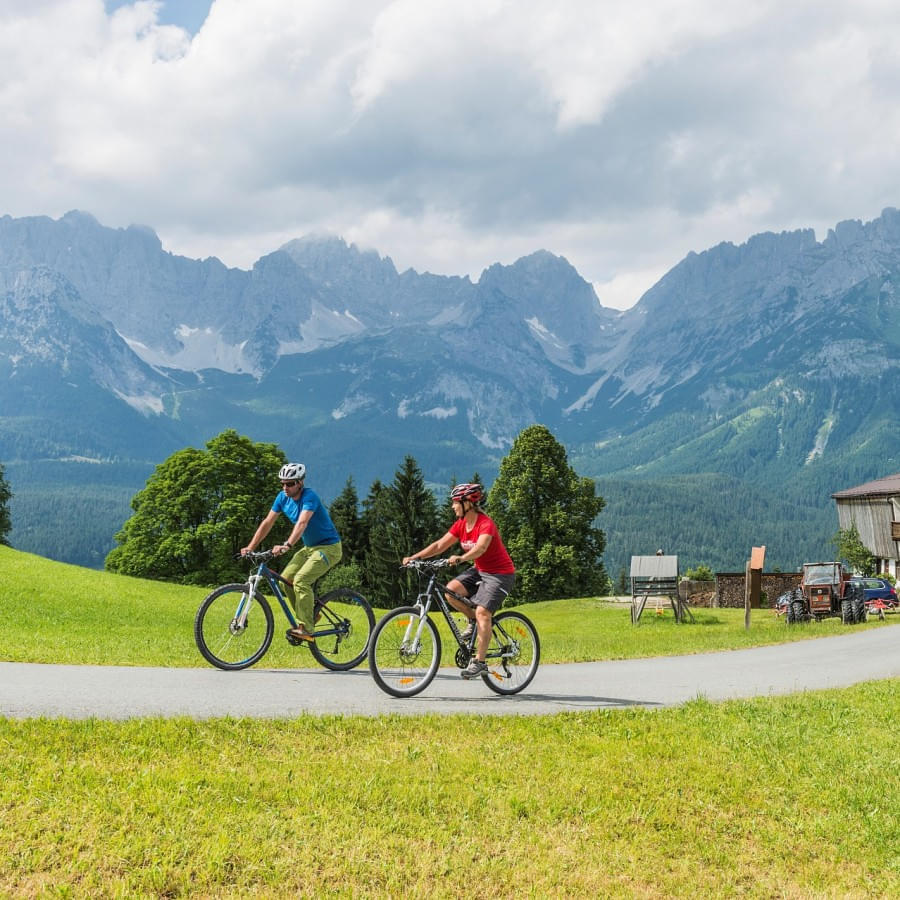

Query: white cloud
left=2, top=0, right=900, bottom=308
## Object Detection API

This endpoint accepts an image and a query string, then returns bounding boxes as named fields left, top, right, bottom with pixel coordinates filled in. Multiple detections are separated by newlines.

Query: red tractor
left=785, top=562, right=867, bottom=624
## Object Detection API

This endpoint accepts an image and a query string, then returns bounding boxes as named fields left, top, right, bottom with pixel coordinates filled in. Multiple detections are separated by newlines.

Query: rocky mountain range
left=2, top=208, right=899, bottom=573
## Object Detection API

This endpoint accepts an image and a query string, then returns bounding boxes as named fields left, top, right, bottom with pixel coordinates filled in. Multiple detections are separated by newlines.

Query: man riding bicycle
left=241, top=462, right=342, bottom=642
left=402, top=483, right=515, bottom=678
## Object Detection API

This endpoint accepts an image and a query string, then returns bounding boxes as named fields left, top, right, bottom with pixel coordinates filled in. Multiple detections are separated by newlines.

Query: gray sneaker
left=460, top=621, right=475, bottom=642
left=461, top=658, right=488, bottom=679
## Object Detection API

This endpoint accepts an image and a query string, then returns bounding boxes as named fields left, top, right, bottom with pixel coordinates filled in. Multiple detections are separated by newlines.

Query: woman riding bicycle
left=241, top=462, right=342, bottom=642
left=402, top=483, right=515, bottom=678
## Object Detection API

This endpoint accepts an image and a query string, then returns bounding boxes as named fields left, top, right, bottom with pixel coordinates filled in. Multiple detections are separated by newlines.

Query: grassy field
left=3, top=544, right=897, bottom=668
left=3, top=545, right=898, bottom=896
left=0, top=683, right=897, bottom=897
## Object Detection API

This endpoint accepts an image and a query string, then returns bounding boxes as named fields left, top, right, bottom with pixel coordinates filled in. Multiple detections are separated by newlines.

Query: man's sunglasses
left=281, top=480, right=299, bottom=488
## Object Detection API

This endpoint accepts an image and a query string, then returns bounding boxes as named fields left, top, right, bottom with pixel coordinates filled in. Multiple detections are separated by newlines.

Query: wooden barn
left=832, top=473, right=900, bottom=578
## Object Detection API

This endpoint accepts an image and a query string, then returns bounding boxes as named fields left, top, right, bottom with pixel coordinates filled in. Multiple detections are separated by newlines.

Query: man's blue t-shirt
left=272, top=487, right=340, bottom=547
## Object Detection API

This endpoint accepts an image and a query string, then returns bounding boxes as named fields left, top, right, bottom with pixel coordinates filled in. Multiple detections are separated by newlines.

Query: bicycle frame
left=401, top=566, right=471, bottom=648
left=236, top=552, right=346, bottom=641
left=401, top=561, right=519, bottom=667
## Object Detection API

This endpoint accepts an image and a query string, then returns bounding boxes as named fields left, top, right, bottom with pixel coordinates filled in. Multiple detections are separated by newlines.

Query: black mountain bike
left=194, top=550, right=374, bottom=671
left=368, top=559, right=540, bottom=697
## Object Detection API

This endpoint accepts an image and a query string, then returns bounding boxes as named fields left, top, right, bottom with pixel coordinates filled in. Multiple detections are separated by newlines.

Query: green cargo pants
left=280, top=541, right=343, bottom=631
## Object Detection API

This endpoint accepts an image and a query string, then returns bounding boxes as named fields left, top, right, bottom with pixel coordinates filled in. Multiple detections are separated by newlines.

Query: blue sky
left=105, top=1, right=213, bottom=35
left=4, top=1, right=900, bottom=309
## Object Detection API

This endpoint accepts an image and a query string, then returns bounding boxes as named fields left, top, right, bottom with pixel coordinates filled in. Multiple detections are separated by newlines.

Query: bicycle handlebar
left=402, top=558, right=452, bottom=571
left=235, top=549, right=279, bottom=564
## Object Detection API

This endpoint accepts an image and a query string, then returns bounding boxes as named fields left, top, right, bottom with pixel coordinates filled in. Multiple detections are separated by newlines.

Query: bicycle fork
left=232, top=573, right=262, bottom=631
left=399, top=598, right=432, bottom=654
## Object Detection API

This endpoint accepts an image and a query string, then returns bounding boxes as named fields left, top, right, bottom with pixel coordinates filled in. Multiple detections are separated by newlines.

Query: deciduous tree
left=832, top=522, right=875, bottom=576
left=106, top=430, right=286, bottom=584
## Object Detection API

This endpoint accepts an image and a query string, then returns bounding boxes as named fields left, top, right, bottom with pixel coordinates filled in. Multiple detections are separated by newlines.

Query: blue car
left=849, top=576, right=898, bottom=608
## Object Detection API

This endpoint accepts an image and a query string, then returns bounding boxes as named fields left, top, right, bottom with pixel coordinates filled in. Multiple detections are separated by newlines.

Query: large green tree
left=364, top=456, right=440, bottom=607
left=0, top=463, right=11, bottom=545
left=487, top=424, right=607, bottom=602
left=328, top=476, right=364, bottom=562
left=105, top=430, right=287, bottom=584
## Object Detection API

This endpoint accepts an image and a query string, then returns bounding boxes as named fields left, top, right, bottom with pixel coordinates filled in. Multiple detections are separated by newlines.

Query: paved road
left=1, top=627, right=897, bottom=719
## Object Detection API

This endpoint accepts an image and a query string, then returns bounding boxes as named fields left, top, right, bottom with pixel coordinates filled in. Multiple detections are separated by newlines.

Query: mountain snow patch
left=397, top=398, right=458, bottom=419
left=122, top=328, right=254, bottom=375
left=114, top=391, right=164, bottom=415
left=424, top=406, right=457, bottom=419
left=281, top=302, right=365, bottom=355
left=805, top=414, right=835, bottom=464
left=526, top=317, right=565, bottom=350
left=332, top=393, right=374, bottom=419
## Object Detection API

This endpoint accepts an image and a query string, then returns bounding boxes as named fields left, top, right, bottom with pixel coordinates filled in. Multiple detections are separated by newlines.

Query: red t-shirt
left=449, top=513, right=515, bottom=574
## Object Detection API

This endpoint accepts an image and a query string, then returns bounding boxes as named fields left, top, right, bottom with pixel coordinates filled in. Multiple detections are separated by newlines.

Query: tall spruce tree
left=329, top=476, right=364, bottom=561
left=0, top=464, right=11, bottom=546
left=363, top=457, right=440, bottom=607
left=487, top=424, right=607, bottom=602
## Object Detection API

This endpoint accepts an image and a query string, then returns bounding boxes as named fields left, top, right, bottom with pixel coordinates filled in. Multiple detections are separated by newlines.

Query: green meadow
left=2, top=545, right=898, bottom=897
left=3, top=545, right=895, bottom=667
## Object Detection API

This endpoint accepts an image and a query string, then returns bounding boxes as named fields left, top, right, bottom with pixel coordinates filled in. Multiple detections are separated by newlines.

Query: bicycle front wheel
left=309, top=587, right=375, bottom=671
left=368, top=606, right=441, bottom=697
left=482, top=610, right=540, bottom=695
left=194, top=583, right=274, bottom=671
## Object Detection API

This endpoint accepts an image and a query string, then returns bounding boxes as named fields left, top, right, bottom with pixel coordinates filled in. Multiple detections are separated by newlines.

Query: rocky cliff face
left=2, top=207, right=900, bottom=461
left=563, top=208, right=900, bottom=420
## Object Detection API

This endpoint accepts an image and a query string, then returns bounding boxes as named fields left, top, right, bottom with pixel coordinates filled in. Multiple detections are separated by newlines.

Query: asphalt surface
left=1, top=626, right=897, bottom=720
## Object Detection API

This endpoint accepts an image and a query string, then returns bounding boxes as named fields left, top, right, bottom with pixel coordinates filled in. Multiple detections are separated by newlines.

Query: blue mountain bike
left=194, top=549, right=374, bottom=671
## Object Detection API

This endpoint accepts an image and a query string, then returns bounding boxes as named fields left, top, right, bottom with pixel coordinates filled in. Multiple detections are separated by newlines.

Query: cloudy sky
left=2, top=1, right=899, bottom=309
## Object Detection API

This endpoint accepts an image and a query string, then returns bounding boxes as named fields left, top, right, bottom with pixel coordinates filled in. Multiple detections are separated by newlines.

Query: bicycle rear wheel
left=309, top=587, right=375, bottom=671
left=194, top=583, right=274, bottom=670
left=482, top=610, right=540, bottom=695
left=368, top=606, right=441, bottom=697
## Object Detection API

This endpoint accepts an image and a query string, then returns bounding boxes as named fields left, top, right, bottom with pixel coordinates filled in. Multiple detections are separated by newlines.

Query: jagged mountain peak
left=0, top=265, right=171, bottom=407
left=477, top=248, right=620, bottom=371
left=823, top=206, right=900, bottom=249
left=279, top=233, right=399, bottom=282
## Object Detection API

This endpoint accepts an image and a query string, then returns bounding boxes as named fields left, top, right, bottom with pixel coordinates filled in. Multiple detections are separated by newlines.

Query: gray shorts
left=455, top=568, right=516, bottom=613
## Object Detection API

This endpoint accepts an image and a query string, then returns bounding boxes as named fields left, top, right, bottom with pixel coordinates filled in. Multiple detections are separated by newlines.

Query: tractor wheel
left=790, top=600, right=806, bottom=624
left=851, top=586, right=867, bottom=624
left=841, top=598, right=853, bottom=624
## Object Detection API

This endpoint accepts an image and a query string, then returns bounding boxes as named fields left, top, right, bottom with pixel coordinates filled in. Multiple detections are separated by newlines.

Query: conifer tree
left=363, top=457, right=440, bottom=607
left=0, top=464, right=11, bottom=546
left=329, top=476, right=364, bottom=561
left=487, top=424, right=606, bottom=602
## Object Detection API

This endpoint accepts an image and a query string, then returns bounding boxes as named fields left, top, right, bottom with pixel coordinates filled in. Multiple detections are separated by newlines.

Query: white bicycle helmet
left=278, top=462, right=306, bottom=482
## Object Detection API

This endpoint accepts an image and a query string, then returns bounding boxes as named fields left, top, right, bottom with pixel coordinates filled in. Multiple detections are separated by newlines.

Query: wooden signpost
left=745, top=545, right=766, bottom=630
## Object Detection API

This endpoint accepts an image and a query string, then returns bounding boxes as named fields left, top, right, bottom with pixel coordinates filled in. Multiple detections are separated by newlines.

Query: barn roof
left=831, top=473, right=900, bottom=499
